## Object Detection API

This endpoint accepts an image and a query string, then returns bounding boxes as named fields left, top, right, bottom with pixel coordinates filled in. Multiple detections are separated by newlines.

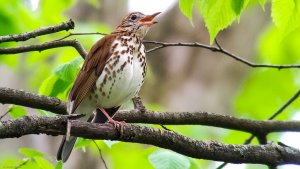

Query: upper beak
left=139, top=12, right=161, bottom=26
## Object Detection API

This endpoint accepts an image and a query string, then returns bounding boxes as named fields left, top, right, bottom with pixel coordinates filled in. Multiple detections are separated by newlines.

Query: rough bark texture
left=0, top=115, right=300, bottom=166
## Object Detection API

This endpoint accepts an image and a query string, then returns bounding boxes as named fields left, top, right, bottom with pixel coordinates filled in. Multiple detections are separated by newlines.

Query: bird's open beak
left=139, top=12, right=161, bottom=27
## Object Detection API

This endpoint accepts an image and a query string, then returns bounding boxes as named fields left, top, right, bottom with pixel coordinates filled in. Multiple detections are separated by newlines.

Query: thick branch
left=0, top=115, right=299, bottom=166
left=0, top=40, right=87, bottom=58
left=0, top=19, right=74, bottom=43
left=0, top=87, right=66, bottom=115
left=1, top=87, right=300, bottom=135
left=115, top=110, right=300, bottom=134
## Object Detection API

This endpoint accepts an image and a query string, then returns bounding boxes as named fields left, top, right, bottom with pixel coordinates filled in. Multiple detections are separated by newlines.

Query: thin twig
left=92, top=140, right=108, bottom=169
left=0, top=107, right=11, bottom=120
left=0, top=39, right=87, bottom=58
left=144, top=40, right=300, bottom=69
left=0, top=19, right=74, bottom=43
left=268, top=88, right=300, bottom=120
left=2, top=27, right=300, bottom=70
left=216, top=163, right=227, bottom=169
left=216, top=88, right=300, bottom=169
left=160, top=125, right=171, bottom=131
left=14, top=158, right=30, bottom=169
left=55, top=32, right=107, bottom=41
left=246, top=88, right=300, bottom=144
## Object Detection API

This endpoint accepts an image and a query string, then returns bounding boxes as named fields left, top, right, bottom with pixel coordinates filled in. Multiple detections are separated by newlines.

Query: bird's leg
left=99, top=108, right=126, bottom=132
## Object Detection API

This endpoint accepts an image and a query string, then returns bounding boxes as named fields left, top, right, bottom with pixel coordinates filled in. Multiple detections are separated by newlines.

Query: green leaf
left=179, top=0, right=194, bottom=24
left=18, top=160, right=40, bottom=169
left=0, top=157, right=20, bottom=169
left=34, top=157, right=54, bottom=169
left=199, top=0, right=248, bottom=43
left=231, top=0, right=246, bottom=15
left=234, top=69, right=298, bottom=120
left=39, top=75, right=70, bottom=99
left=8, top=105, right=27, bottom=118
left=55, top=161, right=63, bottom=169
left=148, top=149, right=191, bottom=169
left=74, top=138, right=92, bottom=149
left=103, top=140, right=120, bottom=148
left=19, top=148, right=44, bottom=158
left=53, top=56, right=83, bottom=82
left=39, top=57, right=82, bottom=100
left=39, top=75, right=59, bottom=96
left=271, top=0, right=300, bottom=38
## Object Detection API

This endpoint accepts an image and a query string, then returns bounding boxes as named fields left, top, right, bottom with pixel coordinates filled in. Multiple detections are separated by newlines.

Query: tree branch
left=0, top=115, right=299, bottom=166
left=216, top=86, right=300, bottom=169
left=0, top=40, right=87, bottom=58
left=2, top=26, right=300, bottom=71
left=43, top=31, right=300, bottom=70
left=0, top=19, right=74, bottom=43
left=0, top=87, right=66, bottom=115
left=144, top=40, right=300, bottom=69
left=1, top=87, right=300, bottom=135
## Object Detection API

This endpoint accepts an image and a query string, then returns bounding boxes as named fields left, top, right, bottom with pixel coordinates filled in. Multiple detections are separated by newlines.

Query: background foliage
left=1, top=0, right=300, bottom=169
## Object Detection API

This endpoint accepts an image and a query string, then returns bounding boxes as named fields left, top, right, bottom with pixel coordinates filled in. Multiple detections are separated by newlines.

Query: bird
left=57, top=11, right=161, bottom=162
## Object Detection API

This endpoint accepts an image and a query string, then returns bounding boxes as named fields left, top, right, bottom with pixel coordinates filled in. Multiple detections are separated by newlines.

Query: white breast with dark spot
left=92, top=35, right=146, bottom=108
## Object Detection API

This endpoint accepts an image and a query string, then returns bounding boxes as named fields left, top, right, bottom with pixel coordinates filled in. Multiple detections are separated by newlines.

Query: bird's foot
left=107, top=118, right=126, bottom=133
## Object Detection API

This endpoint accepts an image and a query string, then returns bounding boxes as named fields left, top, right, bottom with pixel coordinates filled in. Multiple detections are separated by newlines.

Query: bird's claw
left=107, top=119, right=126, bottom=133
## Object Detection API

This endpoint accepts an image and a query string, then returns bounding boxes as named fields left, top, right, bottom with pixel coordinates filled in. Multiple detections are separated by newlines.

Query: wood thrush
left=57, top=12, right=160, bottom=162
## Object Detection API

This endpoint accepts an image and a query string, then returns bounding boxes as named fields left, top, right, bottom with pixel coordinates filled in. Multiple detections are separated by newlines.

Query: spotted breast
left=73, top=34, right=146, bottom=118
left=92, top=35, right=146, bottom=108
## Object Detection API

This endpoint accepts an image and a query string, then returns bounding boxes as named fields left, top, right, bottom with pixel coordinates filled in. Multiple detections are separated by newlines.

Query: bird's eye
left=130, top=14, right=137, bottom=21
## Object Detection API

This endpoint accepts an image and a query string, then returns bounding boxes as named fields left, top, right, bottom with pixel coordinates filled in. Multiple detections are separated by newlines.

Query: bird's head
left=114, top=12, right=161, bottom=39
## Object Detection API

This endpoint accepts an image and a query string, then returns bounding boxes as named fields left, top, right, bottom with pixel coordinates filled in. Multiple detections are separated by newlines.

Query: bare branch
left=55, top=32, right=107, bottom=41
left=0, top=87, right=66, bottom=115
left=1, top=87, right=300, bottom=135
left=216, top=88, right=300, bottom=169
left=0, top=107, right=11, bottom=120
left=0, top=19, right=74, bottom=43
left=0, top=40, right=87, bottom=58
left=269, top=89, right=300, bottom=120
left=115, top=110, right=300, bottom=134
left=15, top=158, right=30, bottom=169
left=0, top=115, right=299, bottom=166
left=2, top=25, right=300, bottom=71
left=144, top=40, right=300, bottom=69
left=245, top=88, right=300, bottom=143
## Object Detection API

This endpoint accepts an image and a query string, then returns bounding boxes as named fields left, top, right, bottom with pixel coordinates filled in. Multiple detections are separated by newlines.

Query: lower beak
left=139, top=12, right=161, bottom=26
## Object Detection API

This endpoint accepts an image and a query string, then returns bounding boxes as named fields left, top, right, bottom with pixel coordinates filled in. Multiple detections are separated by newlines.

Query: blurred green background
left=1, top=0, right=300, bottom=169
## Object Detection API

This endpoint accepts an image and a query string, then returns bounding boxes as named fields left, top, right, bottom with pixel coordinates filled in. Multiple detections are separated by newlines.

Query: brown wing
left=67, top=34, right=116, bottom=114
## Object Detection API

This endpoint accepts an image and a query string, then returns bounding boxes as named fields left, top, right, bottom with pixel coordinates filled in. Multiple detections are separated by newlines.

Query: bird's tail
left=56, top=106, right=120, bottom=162
left=57, top=136, right=77, bottom=162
